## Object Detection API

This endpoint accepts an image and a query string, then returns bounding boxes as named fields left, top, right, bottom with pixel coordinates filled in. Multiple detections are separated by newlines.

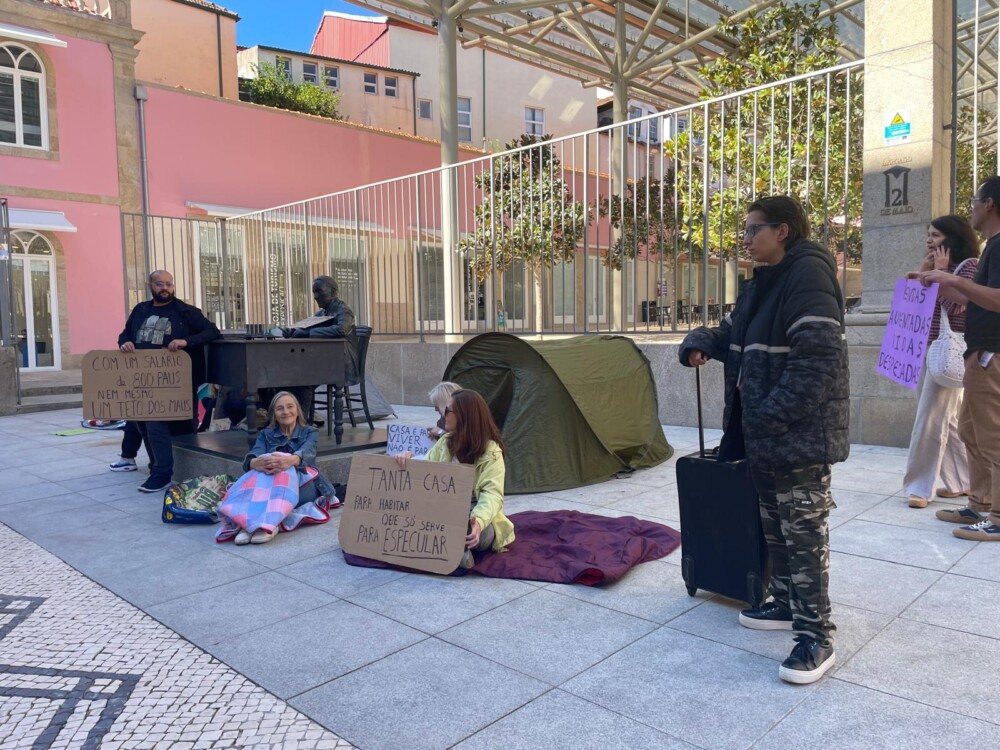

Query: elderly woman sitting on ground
left=216, top=391, right=337, bottom=545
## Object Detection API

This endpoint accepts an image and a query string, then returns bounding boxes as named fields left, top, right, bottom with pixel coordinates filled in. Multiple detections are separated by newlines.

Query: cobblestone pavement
left=0, top=524, right=353, bottom=750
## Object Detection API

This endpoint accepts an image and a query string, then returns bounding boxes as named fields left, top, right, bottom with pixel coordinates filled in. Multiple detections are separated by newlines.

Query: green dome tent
left=444, top=333, right=672, bottom=493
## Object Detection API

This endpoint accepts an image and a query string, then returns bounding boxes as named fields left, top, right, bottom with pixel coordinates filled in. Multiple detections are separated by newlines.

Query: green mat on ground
left=52, top=428, right=93, bottom=436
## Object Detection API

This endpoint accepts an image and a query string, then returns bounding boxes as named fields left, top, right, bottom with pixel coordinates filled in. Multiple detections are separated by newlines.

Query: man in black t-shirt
left=118, top=270, right=221, bottom=493
left=922, top=176, right=1000, bottom=541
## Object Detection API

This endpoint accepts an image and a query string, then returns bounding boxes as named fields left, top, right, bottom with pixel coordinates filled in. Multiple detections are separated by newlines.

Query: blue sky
left=221, top=0, right=379, bottom=51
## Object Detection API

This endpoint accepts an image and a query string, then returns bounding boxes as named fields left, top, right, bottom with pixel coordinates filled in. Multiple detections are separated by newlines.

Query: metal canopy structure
left=351, top=0, right=865, bottom=110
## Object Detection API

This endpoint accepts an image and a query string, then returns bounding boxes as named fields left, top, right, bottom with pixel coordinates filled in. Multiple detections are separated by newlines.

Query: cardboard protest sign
left=876, top=279, right=939, bottom=390
left=82, top=350, right=193, bottom=421
left=386, top=423, right=438, bottom=458
left=339, top=453, right=474, bottom=574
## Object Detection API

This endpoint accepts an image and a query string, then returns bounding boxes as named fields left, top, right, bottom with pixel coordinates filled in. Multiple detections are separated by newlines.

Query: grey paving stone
left=949, top=542, right=1000, bottom=583
left=345, top=571, right=536, bottom=634
left=836, top=618, right=1000, bottom=722
left=753, top=678, right=1000, bottom=750
left=827, top=489, right=894, bottom=526
left=217, top=523, right=343, bottom=570
left=856, top=496, right=965, bottom=532
left=290, top=638, right=546, bottom=750
left=97, top=549, right=268, bottom=609
left=546, top=559, right=707, bottom=624
left=604, top=484, right=679, bottom=519
left=209, top=601, right=427, bottom=699
left=278, top=550, right=407, bottom=598
left=54, top=470, right=144, bottom=492
left=453, top=689, right=696, bottom=750
left=667, top=597, right=891, bottom=669
left=831, top=468, right=904, bottom=494
left=828, top=552, right=942, bottom=616
left=2, top=501, right=132, bottom=538
left=546, top=482, right=667, bottom=510
left=0, top=481, right=76, bottom=507
left=0, top=492, right=97, bottom=526
left=147, top=571, right=335, bottom=645
left=0, top=467, right=58, bottom=490
left=830, top=519, right=972, bottom=571
left=902, top=573, right=1000, bottom=640
left=68, top=535, right=209, bottom=579
left=439, top=588, right=657, bottom=684
left=562, top=627, right=817, bottom=750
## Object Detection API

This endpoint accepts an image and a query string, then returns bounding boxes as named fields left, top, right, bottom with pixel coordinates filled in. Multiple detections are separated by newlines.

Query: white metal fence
left=124, top=60, right=864, bottom=336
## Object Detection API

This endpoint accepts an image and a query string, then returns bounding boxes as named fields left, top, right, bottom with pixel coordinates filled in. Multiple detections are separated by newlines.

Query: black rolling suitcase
left=675, top=367, right=770, bottom=606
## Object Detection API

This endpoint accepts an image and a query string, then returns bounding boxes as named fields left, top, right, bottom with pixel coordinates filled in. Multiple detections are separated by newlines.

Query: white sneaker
left=109, top=458, right=137, bottom=472
left=251, top=527, right=279, bottom=544
left=234, top=530, right=252, bottom=546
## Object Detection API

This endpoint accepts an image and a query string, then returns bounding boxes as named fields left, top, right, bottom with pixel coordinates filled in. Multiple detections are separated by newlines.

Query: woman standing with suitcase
left=679, top=196, right=850, bottom=685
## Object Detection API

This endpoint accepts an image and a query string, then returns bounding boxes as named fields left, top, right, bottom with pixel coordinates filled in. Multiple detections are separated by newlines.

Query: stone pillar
left=848, top=0, right=953, bottom=446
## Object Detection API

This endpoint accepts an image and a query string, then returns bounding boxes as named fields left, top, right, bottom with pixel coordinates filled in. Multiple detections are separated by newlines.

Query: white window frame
left=9, top=230, right=61, bottom=370
left=417, top=98, right=432, bottom=120
left=525, top=106, right=544, bottom=137
left=274, top=55, right=291, bottom=78
left=322, top=65, right=339, bottom=89
left=364, top=72, right=378, bottom=95
left=551, top=258, right=576, bottom=325
left=0, top=43, right=48, bottom=150
left=627, top=106, right=643, bottom=140
left=457, top=96, right=472, bottom=143
left=384, top=75, right=398, bottom=98
left=302, top=61, right=318, bottom=84
left=648, top=116, right=659, bottom=144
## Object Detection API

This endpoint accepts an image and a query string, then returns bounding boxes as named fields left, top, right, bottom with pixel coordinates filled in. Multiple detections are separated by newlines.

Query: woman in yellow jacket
left=397, top=389, right=514, bottom=569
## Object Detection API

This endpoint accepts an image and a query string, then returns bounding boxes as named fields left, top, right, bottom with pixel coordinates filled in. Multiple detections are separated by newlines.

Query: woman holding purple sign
left=902, top=215, right=980, bottom=509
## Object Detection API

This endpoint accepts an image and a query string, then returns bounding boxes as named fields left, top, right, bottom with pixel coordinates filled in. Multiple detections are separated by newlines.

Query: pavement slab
left=2, top=406, right=999, bottom=750
left=290, top=638, right=547, bottom=750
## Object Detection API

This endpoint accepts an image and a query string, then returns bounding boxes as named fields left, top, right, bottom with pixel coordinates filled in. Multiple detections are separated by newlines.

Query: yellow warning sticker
left=890, top=113, right=906, bottom=126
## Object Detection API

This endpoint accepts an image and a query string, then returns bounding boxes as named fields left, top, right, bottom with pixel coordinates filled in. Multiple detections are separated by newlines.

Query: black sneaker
left=138, top=477, right=172, bottom=493
left=739, top=602, right=794, bottom=631
left=778, top=638, right=835, bottom=684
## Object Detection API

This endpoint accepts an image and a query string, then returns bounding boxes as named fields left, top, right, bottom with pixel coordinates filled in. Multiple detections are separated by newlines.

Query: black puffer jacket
left=679, top=239, right=850, bottom=471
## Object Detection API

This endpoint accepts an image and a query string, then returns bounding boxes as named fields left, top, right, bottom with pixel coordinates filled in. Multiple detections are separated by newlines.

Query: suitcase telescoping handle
left=695, top=364, right=705, bottom=458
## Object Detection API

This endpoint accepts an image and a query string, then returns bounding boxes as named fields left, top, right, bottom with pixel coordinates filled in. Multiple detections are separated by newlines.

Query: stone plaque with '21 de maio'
left=339, top=453, right=475, bottom=575
left=82, top=349, right=193, bottom=421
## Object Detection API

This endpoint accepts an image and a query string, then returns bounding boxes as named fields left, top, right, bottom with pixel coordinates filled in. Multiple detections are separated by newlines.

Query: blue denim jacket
left=243, top=424, right=318, bottom=473
left=243, top=424, right=334, bottom=498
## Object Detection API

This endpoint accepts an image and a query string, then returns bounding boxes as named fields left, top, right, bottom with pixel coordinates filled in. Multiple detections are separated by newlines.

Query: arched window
left=0, top=43, right=47, bottom=148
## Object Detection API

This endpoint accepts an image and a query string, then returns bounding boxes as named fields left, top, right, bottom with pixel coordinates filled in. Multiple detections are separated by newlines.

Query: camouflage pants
left=750, top=464, right=836, bottom=647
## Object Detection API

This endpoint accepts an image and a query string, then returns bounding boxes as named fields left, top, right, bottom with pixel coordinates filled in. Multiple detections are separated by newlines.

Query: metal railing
left=954, top=0, right=999, bottom=207
left=123, top=61, right=864, bottom=336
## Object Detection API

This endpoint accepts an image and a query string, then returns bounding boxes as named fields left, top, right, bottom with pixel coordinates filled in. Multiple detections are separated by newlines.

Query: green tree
left=244, top=62, right=342, bottom=120
left=662, top=1, right=863, bottom=263
left=597, top=172, right=675, bottom=270
left=459, top=134, right=590, bottom=331
left=955, top=103, right=998, bottom=213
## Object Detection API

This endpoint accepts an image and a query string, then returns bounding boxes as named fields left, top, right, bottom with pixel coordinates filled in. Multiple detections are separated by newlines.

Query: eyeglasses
left=970, top=197, right=988, bottom=209
left=444, top=407, right=454, bottom=415
left=150, top=280, right=174, bottom=288
left=739, top=222, right=781, bottom=241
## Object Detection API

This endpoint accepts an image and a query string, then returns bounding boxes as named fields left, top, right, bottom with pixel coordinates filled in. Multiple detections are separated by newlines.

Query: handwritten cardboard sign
left=339, top=453, right=475, bottom=575
left=386, top=424, right=438, bottom=459
left=82, top=349, right=193, bottom=421
left=876, top=279, right=939, bottom=390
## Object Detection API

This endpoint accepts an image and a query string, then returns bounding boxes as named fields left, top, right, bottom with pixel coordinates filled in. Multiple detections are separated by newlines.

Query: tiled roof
left=170, top=0, right=240, bottom=21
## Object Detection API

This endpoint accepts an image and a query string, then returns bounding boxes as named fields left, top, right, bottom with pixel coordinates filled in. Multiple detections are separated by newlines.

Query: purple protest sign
left=876, top=278, right=939, bottom=390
